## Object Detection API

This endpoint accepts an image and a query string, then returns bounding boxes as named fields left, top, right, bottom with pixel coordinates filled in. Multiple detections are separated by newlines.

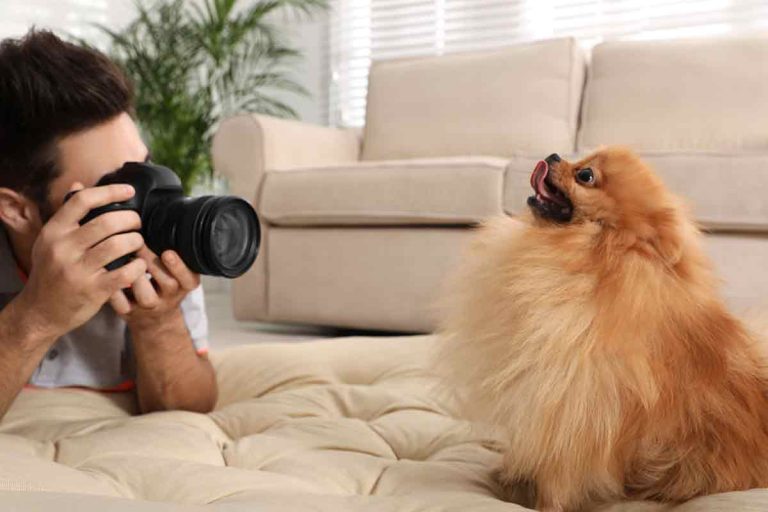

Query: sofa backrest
left=361, top=38, right=585, bottom=161
left=579, top=36, right=768, bottom=152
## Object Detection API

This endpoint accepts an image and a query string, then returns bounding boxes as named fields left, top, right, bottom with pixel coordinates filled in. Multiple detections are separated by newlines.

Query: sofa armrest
left=212, top=114, right=361, bottom=203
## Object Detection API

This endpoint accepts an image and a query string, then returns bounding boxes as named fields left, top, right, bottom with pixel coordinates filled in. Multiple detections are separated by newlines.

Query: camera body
left=70, top=162, right=260, bottom=278
left=80, top=161, right=182, bottom=225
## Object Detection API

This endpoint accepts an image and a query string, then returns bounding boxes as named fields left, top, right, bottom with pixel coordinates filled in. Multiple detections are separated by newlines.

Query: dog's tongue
left=530, top=160, right=555, bottom=200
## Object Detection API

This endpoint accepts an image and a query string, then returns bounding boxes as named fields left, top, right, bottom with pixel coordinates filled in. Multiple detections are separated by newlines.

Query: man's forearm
left=0, top=295, right=58, bottom=418
left=130, top=308, right=217, bottom=414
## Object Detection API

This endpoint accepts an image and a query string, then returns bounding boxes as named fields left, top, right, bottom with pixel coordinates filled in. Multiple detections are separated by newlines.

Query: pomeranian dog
left=437, top=147, right=768, bottom=511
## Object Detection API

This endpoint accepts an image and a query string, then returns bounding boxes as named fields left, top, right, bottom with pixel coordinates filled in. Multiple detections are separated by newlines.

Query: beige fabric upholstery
left=260, top=157, right=507, bottom=226
left=267, top=227, right=474, bottom=331
left=4, top=337, right=768, bottom=511
left=706, top=233, right=768, bottom=312
left=0, top=493, right=193, bottom=511
left=212, top=115, right=361, bottom=322
left=503, top=153, right=768, bottom=232
left=0, top=337, right=508, bottom=510
left=7, top=489, right=768, bottom=512
left=579, top=36, right=768, bottom=152
left=362, top=37, right=585, bottom=160
left=212, top=37, right=768, bottom=331
left=645, top=153, right=768, bottom=231
left=212, top=114, right=361, bottom=202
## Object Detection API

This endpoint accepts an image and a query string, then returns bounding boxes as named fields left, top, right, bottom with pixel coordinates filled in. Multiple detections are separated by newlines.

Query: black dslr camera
left=68, top=162, right=260, bottom=278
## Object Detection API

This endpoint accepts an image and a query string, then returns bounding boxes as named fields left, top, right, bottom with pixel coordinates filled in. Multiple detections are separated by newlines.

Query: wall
left=271, top=10, right=331, bottom=125
left=0, top=0, right=134, bottom=44
left=0, top=1, right=330, bottom=126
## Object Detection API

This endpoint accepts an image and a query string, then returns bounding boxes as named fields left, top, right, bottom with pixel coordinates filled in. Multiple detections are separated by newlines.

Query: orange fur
left=436, top=147, right=768, bottom=511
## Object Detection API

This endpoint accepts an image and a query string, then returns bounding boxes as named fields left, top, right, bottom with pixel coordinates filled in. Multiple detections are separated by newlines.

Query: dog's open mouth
left=527, top=160, right=573, bottom=222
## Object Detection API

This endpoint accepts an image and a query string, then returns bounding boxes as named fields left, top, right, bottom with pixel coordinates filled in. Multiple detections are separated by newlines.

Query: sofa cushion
left=503, top=153, right=768, bottom=232
left=645, top=153, right=768, bottom=231
left=259, top=157, right=507, bottom=226
left=579, top=36, right=768, bottom=152
left=267, top=227, right=475, bottom=332
left=362, top=38, right=585, bottom=160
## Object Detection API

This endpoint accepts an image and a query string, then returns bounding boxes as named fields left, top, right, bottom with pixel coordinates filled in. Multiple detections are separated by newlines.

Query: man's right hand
left=15, top=182, right=147, bottom=343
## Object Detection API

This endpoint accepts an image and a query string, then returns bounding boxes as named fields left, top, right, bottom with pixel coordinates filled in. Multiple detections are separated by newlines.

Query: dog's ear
left=649, top=207, right=684, bottom=266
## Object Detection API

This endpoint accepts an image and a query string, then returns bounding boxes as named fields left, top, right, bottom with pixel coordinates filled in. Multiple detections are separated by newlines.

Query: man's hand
left=109, top=247, right=200, bottom=326
left=17, top=183, right=147, bottom=343
left=111, top=246, right=217, bottom=414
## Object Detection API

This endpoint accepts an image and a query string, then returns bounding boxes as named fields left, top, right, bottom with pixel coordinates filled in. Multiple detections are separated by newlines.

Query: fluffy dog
left=437, top=147, right=768, bottom=511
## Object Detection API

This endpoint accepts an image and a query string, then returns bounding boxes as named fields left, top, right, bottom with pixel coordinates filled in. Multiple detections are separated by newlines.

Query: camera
left=67, top=162, right=260, bottom=278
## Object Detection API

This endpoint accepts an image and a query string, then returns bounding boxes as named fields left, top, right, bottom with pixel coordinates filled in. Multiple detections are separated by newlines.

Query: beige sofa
left=213, top=35, right=768, bottom=332
left=4, top=335, right=768, bottom=511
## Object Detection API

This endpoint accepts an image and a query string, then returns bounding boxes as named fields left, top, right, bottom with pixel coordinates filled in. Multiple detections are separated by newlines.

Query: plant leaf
left=86, top=0, right=327, bottom=191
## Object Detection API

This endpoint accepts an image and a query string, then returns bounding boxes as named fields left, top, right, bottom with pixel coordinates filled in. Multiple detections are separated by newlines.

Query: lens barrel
left=144, top=195, right=260, bottom=278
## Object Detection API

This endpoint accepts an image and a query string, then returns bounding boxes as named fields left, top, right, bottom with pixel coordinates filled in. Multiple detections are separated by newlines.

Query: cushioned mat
left=1, top=336, right=766, bottom=511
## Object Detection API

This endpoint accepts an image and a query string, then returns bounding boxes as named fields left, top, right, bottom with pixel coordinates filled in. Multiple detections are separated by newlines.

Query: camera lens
left=143, top=195, right=260, bottom=278
left=198, top=197, right=260, bottom=278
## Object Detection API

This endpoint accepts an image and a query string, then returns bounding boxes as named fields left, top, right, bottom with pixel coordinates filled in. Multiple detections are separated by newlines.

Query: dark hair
left=0, top=29, right=134, bottom=217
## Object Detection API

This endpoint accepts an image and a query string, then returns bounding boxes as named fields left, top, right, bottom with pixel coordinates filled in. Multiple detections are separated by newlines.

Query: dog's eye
left=575, top=168, right=595, bottom=185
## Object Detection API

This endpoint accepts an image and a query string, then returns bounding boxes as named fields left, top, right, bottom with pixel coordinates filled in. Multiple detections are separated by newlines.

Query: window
left=0, top=0, right=134, bottom=46
left=330, top=0, right=768, bottom=127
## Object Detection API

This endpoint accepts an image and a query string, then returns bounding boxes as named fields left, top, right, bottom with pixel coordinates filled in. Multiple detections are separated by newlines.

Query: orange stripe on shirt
left=24, top=379, right=136, bottom=393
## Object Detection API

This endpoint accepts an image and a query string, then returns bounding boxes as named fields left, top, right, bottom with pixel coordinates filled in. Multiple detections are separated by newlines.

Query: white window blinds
left=330, top=0, right=768, bottom=127
left=0, top=0, right=134, bottom=46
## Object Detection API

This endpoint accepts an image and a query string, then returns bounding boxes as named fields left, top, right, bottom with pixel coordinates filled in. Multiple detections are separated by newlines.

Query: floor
left=203, top=284, right=403, bottom=349
left=203, top=289, right=330, bottom=348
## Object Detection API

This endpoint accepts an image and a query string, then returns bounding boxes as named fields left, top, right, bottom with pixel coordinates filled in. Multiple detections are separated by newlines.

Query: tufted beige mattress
left=1, top=336, right=767, bottom=511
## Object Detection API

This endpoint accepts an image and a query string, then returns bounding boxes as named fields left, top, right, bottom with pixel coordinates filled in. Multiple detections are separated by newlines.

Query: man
left=0, top=30, right=217, bottom=417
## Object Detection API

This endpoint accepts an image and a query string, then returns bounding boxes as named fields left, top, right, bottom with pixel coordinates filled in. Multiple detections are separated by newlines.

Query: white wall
left=0, top=1, right=331, bottom=126
left=0, top=0, right=134, bottom=44
left=271, top=11, right=331, bottom=125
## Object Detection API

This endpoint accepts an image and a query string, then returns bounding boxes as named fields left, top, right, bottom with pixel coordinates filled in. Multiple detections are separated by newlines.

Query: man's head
left=0, top=30, right=147, bottom=239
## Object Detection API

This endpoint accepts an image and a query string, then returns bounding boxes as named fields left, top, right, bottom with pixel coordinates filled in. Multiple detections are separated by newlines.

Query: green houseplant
left=97, top=0, right=327, bottom=193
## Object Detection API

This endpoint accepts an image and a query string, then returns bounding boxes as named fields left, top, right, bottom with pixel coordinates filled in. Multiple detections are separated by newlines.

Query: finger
left=82, top=232, right=144, bottom=272
left=109, top=290, right=132, bottom=316
left=51, top=184, right=135, bottom=228
left=162, top=251, right=199, bottom=291
left=99, top=257, right=147, bottom=294
left=140, top=247, right=179, bottom=296
left=134, top=245, right=157, bottom=264
left=130, top=273, right=160, bottom=309
left=68, top=182, right=85, bottom=193
left=74, top=210, right=142, bottom=249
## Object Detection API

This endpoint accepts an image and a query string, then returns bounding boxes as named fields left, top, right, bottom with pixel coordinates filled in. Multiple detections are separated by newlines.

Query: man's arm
left=0, top=183, right=147, bottom=419
left=130, top=308, right=217, bottom=413
left=113, top=248, right=217, bottom=414
left=0, top=297, right=57, bottom=417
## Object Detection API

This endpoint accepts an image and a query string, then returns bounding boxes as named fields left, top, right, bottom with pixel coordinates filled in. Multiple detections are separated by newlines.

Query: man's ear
left=0, top=187, right=42, bottom=234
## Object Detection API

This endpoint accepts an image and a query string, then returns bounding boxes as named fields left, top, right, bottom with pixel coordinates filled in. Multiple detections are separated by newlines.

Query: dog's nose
left=545, top=153, right=561, bottom=165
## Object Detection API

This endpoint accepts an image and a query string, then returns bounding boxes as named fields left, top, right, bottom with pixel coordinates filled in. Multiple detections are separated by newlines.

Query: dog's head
left=528, top=146, right=687, bottom=264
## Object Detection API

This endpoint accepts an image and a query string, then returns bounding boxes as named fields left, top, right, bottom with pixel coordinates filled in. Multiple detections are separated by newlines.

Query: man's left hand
left=110, top=247, right=199, bottom=327
left=111, top=246, right=216, bottom=414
